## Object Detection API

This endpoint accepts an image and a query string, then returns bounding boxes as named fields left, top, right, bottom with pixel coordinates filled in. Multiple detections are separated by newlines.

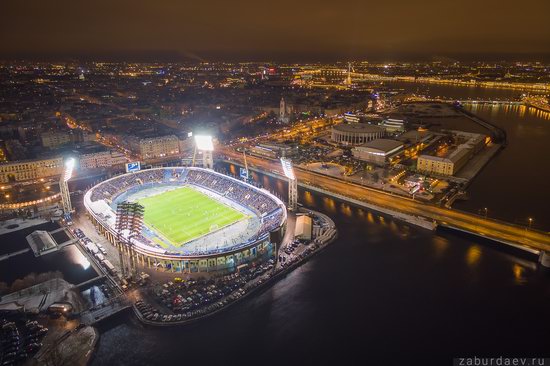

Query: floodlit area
left=138, top=186, right=246, bottom=247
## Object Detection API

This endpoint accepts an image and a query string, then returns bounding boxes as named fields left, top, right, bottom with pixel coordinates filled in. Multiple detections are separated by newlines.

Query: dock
left=80, top=294, right=132, bottom=325
left=0, top=248, right=31, bottom=262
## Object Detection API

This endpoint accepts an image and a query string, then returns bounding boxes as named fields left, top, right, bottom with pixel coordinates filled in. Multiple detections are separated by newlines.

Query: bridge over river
left=222, top=153, right=550, bottom=266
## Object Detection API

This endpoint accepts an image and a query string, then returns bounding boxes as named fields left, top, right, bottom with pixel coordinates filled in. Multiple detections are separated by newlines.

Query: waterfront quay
left=132, top=209, right=336, bottom=326
left=72, top=205, right=337, bottom=327
left=223, top=155, right=550, bottom=258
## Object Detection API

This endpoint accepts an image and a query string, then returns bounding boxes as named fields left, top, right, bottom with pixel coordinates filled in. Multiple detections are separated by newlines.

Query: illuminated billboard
left=239, top=167, right=248, bottom=180
left=126, top=162, right=141, bottom=173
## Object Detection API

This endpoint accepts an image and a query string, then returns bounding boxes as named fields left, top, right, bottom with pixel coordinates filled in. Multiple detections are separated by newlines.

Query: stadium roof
left=332, top=123, right=384, bottom=134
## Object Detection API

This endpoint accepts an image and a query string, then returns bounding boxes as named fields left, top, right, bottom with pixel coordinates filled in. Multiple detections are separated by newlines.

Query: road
left=222, top=150, right=550, bottom=253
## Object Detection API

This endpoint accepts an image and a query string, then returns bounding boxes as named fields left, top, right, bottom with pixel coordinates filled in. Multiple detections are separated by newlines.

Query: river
left=90, top=83, right=550, bottom=366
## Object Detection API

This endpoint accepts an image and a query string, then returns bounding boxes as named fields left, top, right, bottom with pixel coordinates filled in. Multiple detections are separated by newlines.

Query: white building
left=381, top=118, right=406, bottom=132
left=79, top=150, right=127, bottom=170
left=0, top=157, right=64, bottom=183
left=331, top=123, right=385, bottom=145
left=295, top=215, right=312, bottom=240
left=138, top=135, right=180, bottom=160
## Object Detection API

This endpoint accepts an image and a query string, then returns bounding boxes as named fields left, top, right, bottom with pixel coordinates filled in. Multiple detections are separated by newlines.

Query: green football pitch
left=137, top=186, right=246, bottom=246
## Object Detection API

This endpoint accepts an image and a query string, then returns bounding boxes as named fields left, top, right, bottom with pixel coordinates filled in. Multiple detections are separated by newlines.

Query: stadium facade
left=84, top=167, right=287, bottom=272
left=331, top=123, right=385, bottom=145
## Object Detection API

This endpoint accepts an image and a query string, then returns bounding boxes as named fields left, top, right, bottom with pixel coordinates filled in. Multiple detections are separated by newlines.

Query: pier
left=80, top=294, right=133, bottom=325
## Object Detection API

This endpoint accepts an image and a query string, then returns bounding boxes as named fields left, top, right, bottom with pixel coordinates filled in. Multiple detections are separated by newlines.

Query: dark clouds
left=1, top=0, right=549, bottom=60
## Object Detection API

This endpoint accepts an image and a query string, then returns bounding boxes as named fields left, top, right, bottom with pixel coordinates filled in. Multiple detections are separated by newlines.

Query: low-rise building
left=381, top=118, right=406, bottom=132
left=295, top=215, right=312, bottom=240
left=249, top=142, right=299, bottom=159
left=417, top=147, right=470, bottom=176
left=0, top=157, right=64, bottom=183
left=41, top=130, right=95, bottom=149
left=41, top=131, right=73, bottom=149
left=417, top=131, right=486, bottom=176
left=352, top=139, right=404, bottom=165
left=138, top=135, right=180, bottom=160
left=78, top=149, right=127, bottom=170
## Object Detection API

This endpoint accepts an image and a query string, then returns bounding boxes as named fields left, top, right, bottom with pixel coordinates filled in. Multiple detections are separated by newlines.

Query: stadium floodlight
left=280, top=158, right=297, bottom=211
left=60, top=157, right=75, bottom=214
left=194, top=135, right=214, bottom=151
left=194, top=135, right=214, bottom=169
left=280, top=158, right=295, bottom=180
left=62, top=158, right=75, bottom=182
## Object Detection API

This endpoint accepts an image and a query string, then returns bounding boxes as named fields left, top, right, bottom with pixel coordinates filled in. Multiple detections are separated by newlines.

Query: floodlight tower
left=115, top=201, right=144, bottom=279
left=194, top=135, right=214, bottom=169
left=280, top=158, right=297, bottom=211
left=59, top=158, right=75, bottom=214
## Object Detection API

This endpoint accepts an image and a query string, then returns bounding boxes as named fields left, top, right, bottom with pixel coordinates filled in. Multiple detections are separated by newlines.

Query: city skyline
left=2, top=0, right=550, bottom=62
left=0, top=2, right=549, bottom=364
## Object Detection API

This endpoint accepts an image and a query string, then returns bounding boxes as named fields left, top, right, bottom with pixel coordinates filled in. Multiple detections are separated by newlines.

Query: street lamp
left=528, top=217, right=533, bottom=229
left=483, top=207, right=488, bottom=218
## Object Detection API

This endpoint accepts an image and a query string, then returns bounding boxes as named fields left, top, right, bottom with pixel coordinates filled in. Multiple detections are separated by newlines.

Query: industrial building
left=295, top=215, right=312, bottom=240
left=352, top=139, right=404, bottom=165
left=417, top=131, right=487, bottom=176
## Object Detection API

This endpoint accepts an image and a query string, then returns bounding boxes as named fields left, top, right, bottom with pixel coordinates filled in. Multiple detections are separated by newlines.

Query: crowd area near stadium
left=84, top=167, right=287, bottom=272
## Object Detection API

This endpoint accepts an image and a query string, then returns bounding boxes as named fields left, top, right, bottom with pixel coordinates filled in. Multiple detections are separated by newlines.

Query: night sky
left=1, top=0, right=549, bottom=61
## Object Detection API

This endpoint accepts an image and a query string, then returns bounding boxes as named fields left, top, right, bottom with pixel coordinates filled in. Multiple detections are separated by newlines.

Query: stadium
left=84, top=167, right=287, bottom=272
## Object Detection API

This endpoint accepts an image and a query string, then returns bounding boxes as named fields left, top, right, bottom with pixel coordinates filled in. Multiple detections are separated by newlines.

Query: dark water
left=92, top=190, right=550, bottom=366
left=456, top=104, right=550, bottom=230
left=93, top=83, right=550, bottom=365
left=0, top=222, right=97, bottom=286
left=378, top=80, right=550, bottom=230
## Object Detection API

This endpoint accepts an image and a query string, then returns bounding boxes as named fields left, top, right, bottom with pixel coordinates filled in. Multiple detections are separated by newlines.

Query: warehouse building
left=352, top=139, right=404, bottom=165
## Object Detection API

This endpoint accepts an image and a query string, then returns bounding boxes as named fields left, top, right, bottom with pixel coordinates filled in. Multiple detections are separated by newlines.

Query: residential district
left=0, top=60, right=549, bottom=365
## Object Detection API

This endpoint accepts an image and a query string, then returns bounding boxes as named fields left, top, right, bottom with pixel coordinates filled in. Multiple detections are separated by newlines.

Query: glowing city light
left=62, top=158, right=75, bottom=182
left=280, top=158, right=295, bottom=180
left=195, top=135, right=214, bottom=151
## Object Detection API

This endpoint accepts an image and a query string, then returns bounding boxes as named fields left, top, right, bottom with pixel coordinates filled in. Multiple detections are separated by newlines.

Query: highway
left=223, top=149, right=550, bottom=253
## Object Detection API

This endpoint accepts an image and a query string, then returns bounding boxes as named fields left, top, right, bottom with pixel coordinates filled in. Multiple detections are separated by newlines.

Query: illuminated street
left=1, top=1, right=549, bottom=365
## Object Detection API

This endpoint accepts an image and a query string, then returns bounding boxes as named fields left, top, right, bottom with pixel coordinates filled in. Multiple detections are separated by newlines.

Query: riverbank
left=33, top=324, right=99, bottom=366
left=133, top=209, right=337, bottom=327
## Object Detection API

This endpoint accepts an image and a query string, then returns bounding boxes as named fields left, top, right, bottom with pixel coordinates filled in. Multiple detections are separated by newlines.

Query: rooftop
left=333, top=123, right=384, bottom=134
left=360, top=138, right=403, bottom=152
